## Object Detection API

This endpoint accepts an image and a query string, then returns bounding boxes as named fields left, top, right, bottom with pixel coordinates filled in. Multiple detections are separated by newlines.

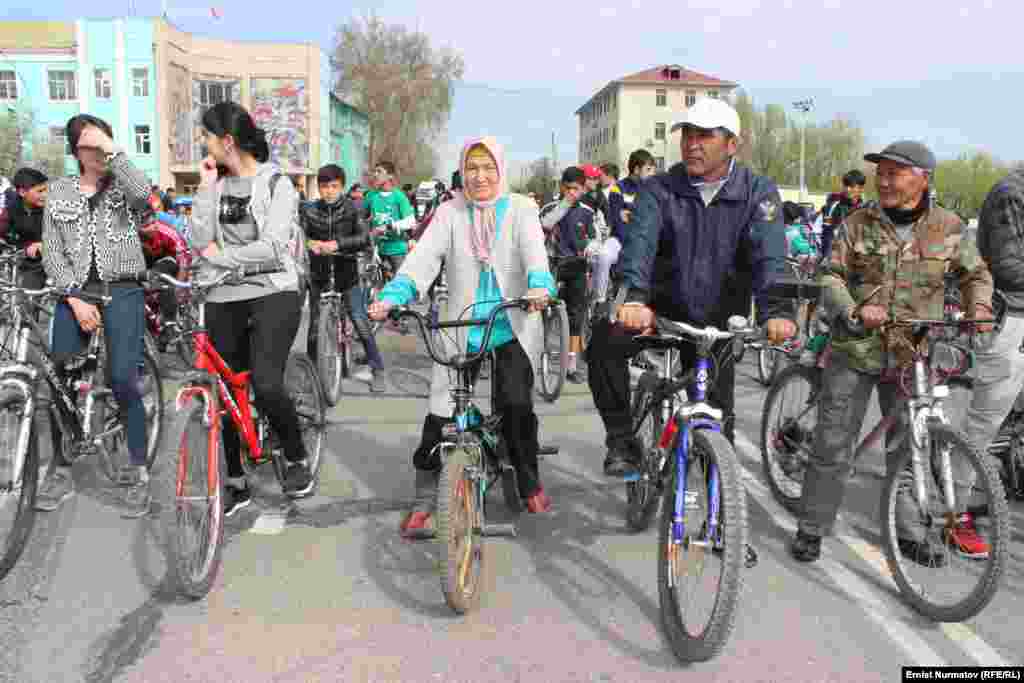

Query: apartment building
left=0, top=17, right=368, bottom=195
left=576, top=64, right=738, bottom=173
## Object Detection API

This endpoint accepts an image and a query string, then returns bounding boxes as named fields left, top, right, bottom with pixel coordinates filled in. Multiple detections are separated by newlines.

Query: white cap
left=671, top=97, right=741, bottom=137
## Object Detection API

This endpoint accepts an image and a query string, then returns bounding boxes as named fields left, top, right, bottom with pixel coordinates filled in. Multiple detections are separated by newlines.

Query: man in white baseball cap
left=588, top=94, right=794, bottom=485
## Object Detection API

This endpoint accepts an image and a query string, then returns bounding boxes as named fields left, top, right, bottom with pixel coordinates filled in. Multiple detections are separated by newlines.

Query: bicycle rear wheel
left=95, top=346, right=166, bottom=483
left=316, top=302, right=343, bottom=406
left=168, top=393, right=224, bottom=599
left=760, top=363, right=820, bottom=514
left=658, top=428, right=747, bottom=662
left=537, top=302, right=569, bottom=403
left=437, top=446, right=484, bottom=614
left=881, top=422, right=1010, bottom=622
left=0, top=391, right=39, bottom=582
left=285, top=353, right=326, bottom=481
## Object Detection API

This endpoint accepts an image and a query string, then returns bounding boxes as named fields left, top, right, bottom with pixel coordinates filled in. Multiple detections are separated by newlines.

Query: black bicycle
left=0, top=282, right=164, bottom=580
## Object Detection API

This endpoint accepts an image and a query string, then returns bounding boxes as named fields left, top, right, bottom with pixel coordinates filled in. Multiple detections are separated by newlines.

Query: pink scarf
left=460, top=136, right=507, bottom=266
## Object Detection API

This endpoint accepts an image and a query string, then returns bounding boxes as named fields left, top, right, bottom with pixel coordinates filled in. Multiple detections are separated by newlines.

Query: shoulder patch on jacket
left=758, top=199, right=778, bottom=222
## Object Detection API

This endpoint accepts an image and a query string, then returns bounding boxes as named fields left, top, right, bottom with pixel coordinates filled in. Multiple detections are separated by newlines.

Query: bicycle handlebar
left=654, top=314, right=760, bottom=343
left=388, top=296, right=556, bottom=370
left=0, top=284, right=111, bottom=306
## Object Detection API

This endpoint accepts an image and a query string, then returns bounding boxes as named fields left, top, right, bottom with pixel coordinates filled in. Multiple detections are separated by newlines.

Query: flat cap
left=864, top=140, right=936, bottom=171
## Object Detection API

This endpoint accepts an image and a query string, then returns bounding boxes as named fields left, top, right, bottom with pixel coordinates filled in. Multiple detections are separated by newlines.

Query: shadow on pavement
left=510, top=456, right=681, bottom=670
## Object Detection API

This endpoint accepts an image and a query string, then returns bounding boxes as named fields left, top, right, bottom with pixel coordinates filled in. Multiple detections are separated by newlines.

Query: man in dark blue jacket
left=588, top=98, right=796, bottom=476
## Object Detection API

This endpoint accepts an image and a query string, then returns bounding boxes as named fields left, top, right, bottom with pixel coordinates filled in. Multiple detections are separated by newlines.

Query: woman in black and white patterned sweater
left=37, top=114, right=154, bottom=519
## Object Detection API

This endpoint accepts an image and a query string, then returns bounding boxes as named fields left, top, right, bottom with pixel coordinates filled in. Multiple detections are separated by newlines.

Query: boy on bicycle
left=301, top=164, right=387, bottom=392
left=540, top=166, right=594, bottom=384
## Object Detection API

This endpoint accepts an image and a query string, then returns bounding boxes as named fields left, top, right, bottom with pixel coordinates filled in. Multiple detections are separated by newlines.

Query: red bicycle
left=152, top=269, right=326, bottom=599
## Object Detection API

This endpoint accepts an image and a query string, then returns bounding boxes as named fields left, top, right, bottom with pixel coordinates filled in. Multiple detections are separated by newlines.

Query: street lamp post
left=793, top=98, right=814, bottom=202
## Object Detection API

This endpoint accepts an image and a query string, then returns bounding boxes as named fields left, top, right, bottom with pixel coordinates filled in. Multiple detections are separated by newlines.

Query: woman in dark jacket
left=38, top=114, right=154, bottom=518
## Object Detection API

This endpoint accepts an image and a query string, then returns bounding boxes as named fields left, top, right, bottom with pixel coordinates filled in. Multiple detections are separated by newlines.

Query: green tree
left=331, top=13, right=465, bottom=184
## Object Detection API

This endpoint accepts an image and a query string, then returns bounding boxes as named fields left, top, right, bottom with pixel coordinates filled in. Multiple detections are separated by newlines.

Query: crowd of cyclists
left=1, top=92, right=1022, bottom=584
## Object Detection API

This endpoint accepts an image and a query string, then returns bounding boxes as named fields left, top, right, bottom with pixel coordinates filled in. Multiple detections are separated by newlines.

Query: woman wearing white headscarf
left=370, top=137, right=556, bottom=538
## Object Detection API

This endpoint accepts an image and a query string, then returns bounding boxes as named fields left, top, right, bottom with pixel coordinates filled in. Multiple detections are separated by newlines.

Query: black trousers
left=557, top=257, right=588, bottom=336
left=586, top=318, right=736, bottom=447
left=206, top=291, right=304, bottom=478
left=413, top=339, right=542, bottom=498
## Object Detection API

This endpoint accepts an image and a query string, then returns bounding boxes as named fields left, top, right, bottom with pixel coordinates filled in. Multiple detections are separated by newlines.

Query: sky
left=7, top=0, right=1024, bottom=179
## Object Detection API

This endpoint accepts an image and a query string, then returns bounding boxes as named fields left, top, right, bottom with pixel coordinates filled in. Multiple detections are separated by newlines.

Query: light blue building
left=0, top=17, right=368, bottom=198
left=0, top=18, right=159, bottom=181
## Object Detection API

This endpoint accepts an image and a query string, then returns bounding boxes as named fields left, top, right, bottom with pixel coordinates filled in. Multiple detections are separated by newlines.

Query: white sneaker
left=353, top=368, right=374, bottom=384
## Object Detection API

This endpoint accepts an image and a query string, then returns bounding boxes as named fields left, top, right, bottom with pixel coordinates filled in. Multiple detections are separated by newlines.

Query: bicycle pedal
left=482, top=522, right=517, bottom=537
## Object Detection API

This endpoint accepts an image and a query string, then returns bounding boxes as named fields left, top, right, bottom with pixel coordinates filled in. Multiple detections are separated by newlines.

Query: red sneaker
left=525, top=487, right=553, bottom=513
left=399, top=511, right=435, bottom=539
left=945, top=513, right=990, bottom=559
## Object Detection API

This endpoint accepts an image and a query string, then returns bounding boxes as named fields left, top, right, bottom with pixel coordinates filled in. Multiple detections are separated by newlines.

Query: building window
left=49, top=127, right=67, bottom=148
left=655, top=122, right=666, bottom=141
left=656, top=156, right=665, bottom=171
left=134, top=125, right=151, bottom=154
left=707, top=90, right=719, bottom=99
left=0, top=71, right=16, bottom=100
left=94, top=68, right=112, bottom=99
left=686, top=90, right=697, bottom=107
left=656, top=89, right=667, bottom=107
left=48, top=70, right=77, bottom=101
left=132, top=68, right=149, bottom=97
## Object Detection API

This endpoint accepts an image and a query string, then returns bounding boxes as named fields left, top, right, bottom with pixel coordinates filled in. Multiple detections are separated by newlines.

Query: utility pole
left=793, top=99, right=814, bottom=202
left=551, top=131, right=558, bottom=198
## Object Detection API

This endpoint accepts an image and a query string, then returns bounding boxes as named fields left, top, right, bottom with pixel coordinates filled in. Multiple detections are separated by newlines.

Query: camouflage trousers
left=798, top=355, right=974, bottom=540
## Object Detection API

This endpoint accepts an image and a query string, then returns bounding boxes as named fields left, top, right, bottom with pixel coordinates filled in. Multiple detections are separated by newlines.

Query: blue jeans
left=51, top=285, right=147, bottom=466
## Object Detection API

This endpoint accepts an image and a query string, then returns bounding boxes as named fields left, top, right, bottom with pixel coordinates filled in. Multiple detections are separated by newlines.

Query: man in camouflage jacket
left=792, top=141, right=995, bottom=565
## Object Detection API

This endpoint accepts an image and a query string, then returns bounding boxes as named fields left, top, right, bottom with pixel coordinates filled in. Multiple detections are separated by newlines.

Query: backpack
left=267, top=172, right=309, bottom=284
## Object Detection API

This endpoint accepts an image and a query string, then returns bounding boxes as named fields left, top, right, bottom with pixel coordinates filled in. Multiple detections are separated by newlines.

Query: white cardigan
left=396, top=192, right=552, bottom=416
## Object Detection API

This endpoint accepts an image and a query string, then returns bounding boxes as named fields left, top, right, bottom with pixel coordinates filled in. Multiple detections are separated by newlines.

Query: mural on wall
left=191, top=75, right=240, bottom=163
left=250, top=78, right=309, bottom=172
left=167, top=63, right=192, bottom=165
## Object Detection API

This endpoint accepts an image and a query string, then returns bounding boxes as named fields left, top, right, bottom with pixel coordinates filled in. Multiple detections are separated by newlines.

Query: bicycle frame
left=178, top=296, right=263, bottom=463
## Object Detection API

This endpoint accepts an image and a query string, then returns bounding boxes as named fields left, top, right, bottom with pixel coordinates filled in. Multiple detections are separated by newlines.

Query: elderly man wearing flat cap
left=791, top=140, right=995, bottom=565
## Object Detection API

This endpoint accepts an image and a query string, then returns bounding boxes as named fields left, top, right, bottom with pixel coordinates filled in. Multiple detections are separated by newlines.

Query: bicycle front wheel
left=760, top=363, right=820, bottom=514
left=168, top=393, right=224, bottom=599
left=0, top=390, right=39, bottom=582
left=437, top=447, right=484, bottom=614
left=316, top=302, right=343, bottom=406
left=626, top=379, right=664, bottom=532
left=881, top=422, right=1010, bottom=622
left=658, top=428, right=747, bottom=662
left=537, top=302, right=569, bottom=403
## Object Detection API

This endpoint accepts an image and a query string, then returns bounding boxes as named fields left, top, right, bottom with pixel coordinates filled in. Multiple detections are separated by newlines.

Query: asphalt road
left=0, top=317, right=1021, bottom=683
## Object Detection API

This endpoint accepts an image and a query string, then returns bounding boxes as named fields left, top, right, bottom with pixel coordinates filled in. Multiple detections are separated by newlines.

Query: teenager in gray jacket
left=191, top=102, right=313, bottom=514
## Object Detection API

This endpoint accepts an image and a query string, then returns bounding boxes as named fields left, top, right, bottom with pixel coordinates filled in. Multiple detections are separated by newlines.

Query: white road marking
left=249, top=511, right=287, bottom=535
left=734, top=432, right=947, bottom=666
left=735, top=431, right=1016, bottom=666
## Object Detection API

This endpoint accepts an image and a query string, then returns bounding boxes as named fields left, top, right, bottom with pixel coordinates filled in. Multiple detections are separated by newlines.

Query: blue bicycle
left=628, top=314, right=759, bottom=662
